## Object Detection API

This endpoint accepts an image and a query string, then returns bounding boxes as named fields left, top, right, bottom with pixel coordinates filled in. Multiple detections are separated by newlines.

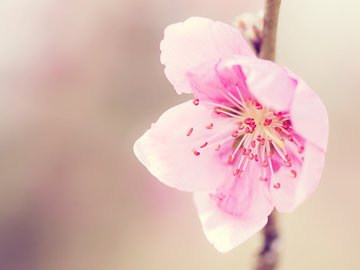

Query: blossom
left=134, top=17, right=328, bottom=252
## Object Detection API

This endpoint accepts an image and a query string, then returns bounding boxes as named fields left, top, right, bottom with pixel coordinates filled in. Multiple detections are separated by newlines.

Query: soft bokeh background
left=0, top=0, right=359, bottom=269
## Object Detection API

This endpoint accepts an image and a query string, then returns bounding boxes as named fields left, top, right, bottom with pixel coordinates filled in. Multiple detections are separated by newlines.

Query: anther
left=298, top=146, right=304, bottom=153
left=282, top=121, right=290, bottom=130
left=233, top=169, right=240, bottom=176
left=244, top=118, right=255, bottom=125
left=251, top=140, right=256, bottom=148
left=264, top=118, right=272, bottom=126
left=255, top=102, right=263, bottom=110
left=260, top=138, right=265, bottom=146
left=228, top=155, right=235, bottom=164
left=206, top=123, right=214, bottom=129
left=186, top=128, right=193, bottom=136
left=200, top=142, right=208, bottom=148
left=214, top=107, right=222, bottom=114
left=192, top=149, right=200, bottom=156
left=231, top=130, right=239, bottom=137
left=193, top=98, right=199, bottom=106
left=273, top=182, right=281, bottom=189
left=291, top=170, right=297, bottom=178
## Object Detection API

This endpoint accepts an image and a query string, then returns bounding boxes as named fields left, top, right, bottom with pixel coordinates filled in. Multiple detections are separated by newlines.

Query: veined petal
left=288, top=71, right=329, bottom=152
left=237, top=57, right=297, bottom=112
left=270, top=141, right=326, bottom=212
left=134, top=100, right=234, bottom=192
left=193, top=191, right=270, bottom=253
left=193, top=162, right=274, bottom=252
left=187, top=56, right=297, bottom=112
left=161, top=17, right=255, bottom=95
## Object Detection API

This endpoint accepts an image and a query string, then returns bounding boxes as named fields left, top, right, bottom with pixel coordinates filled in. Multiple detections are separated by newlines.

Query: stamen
left=273, top=182, right=281, bottom=189
left=232, top=130, right=239, bottom=137
left=250, top=140, right=256, bottom=148
left=200, top=142, right=208, bottom=148
left=203, top=101, right=242, bottom=115
left=216, top=87, right=243, bottom=108
left=235, top=85, right=250, bottom=112
left=214, top=107, right=241, bottom=118
left=228, top=92, right=246, bottom=109
left=206, top=123, right=214, bottom=129
left=193, top=98, right=199, bottom=106
left=264, top=118, right=272, bottom=126
left=188, top=89, right=303, bottom=187
left=186, top=128, right=193, bottom=136
left=233, top=168, right=240, bottom=176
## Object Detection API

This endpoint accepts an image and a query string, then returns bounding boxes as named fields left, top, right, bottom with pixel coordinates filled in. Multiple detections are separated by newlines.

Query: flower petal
left=134, top=100, right=235, bottom=192
left=160, top=17, right=255, bottom=95
left=237, top=57, right=297, bottom=112
left=289, top=72, right=329, bottom=151
left=270, top=141, right=326, bottom=212
left=193, top=191, right=269, bottom=253
left=214, top=162, right=274, bottom=218
left=193, top=162, right=274, bottom=252
left=187, top=56, right=297, bottom=112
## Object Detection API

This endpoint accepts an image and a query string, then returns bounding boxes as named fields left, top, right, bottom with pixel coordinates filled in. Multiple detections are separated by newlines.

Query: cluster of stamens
left=186, top=86, right=305, bottom=190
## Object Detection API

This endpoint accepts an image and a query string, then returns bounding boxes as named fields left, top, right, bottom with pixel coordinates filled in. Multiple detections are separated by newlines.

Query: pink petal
left=134, top=100, right=234, bottom=192
left=270, top=141, right=326, bottom=212
left=193, top=162, right=274, bottom=252
left=289, top=72, right=329, bottom=151
left=160, top=17, right=255, bottom=95
left=187, top=56, right=297, bottom=112
left=214, top=162, right=274, bottom=218
left=186, top=57, right=252, bottom=105
left=193, top=192, right=269, bottom=253
left=238, top=57, right=297, bottom=112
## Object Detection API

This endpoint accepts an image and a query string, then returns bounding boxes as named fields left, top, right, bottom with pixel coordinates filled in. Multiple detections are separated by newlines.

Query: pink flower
left=134, top=17, right=328, bottom=252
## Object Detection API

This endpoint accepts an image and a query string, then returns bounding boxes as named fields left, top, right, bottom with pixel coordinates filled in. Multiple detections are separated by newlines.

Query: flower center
left=187, top=86, right=304, bottom=189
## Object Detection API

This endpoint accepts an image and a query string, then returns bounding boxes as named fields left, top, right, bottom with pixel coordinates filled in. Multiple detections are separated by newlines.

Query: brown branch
left=255, top=1, right=282, bottom=270
left=259, top=0, right=282, bottom=61
left=254, top=212, right=280, bottom=270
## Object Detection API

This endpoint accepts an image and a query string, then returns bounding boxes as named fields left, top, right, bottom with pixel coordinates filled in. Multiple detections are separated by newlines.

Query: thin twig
left=259, top=0, right=281, bottom=61
left=255, top=212, right=280, bottom=270
left=255, top=0, right=282, bottom=269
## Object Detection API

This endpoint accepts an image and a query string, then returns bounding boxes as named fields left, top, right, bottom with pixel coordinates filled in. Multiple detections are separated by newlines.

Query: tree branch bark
left=255, top=212, right=280, bottom=270
left=259, top=0, right=281, bottom=61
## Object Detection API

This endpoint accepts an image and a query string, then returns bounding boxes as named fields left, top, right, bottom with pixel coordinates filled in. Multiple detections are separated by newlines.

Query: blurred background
left=0, top=0, right=359, bottom=269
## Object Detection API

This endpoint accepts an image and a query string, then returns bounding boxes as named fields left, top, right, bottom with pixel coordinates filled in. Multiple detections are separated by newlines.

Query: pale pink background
left=0, top=0, right=359, bottom=269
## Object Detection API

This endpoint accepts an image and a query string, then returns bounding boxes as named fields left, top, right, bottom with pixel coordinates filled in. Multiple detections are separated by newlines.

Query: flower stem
left=256, top=0, right=282, bottom=269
